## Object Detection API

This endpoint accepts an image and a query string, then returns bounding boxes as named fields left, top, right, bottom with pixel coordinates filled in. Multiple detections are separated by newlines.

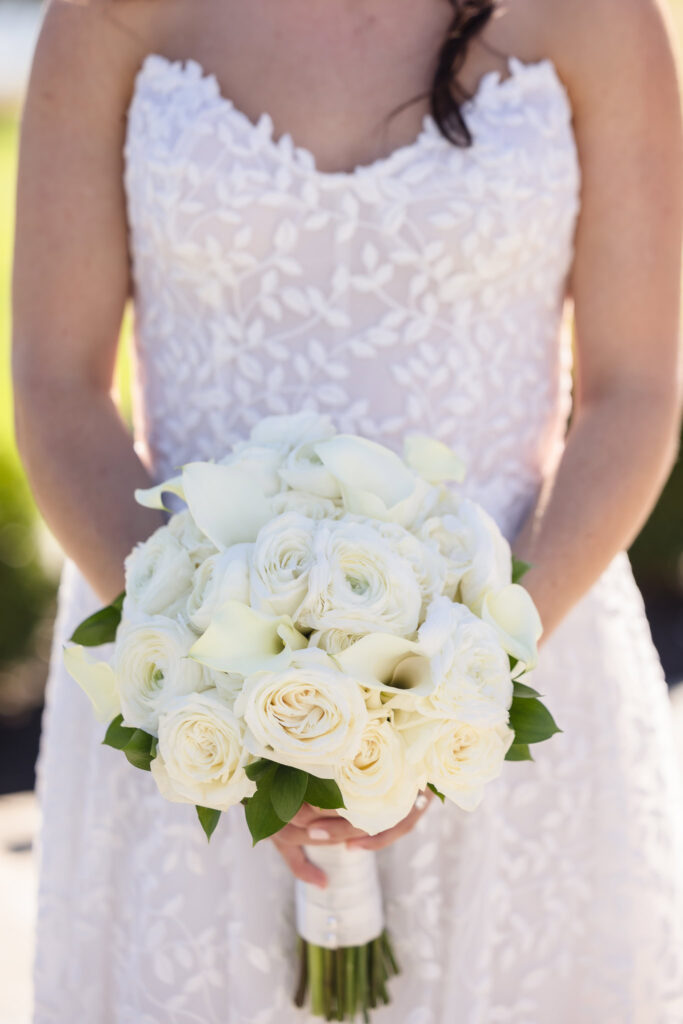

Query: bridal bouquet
left=64, top=411, right=559, bottom=1021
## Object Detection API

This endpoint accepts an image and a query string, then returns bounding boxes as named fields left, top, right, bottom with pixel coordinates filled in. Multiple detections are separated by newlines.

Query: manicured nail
left=308, top=827, right=331, bottom=840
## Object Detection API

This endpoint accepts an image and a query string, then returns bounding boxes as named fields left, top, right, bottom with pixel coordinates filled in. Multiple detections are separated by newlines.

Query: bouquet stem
left=294, top=845, right=399, bottom=1021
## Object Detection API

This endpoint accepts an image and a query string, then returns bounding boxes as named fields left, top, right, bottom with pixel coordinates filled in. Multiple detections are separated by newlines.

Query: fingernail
left=308, top=827, right=331, bottom=840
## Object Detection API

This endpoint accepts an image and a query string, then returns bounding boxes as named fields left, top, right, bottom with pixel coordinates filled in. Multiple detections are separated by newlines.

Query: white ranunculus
left=270, top=489, right=342, bottom=520
left=308, top=628, right=365, bottom=655
left=481, top=584, right=543, bottom=672
left=189, top=600, right=308, bottom=676
left=234, top=648, right=368, bottom=774
left=241, top=411, right=336, bottom=454
left=123, top=527, right=194, bottom=618
left=314, top=435, right=439, bottom=529
left=334, top=713, right=421, bottom=834
left=168, top=509, right=218, bottom=567
left=114, top=616, right=208, bottom=734
left=210, top=670, right=245, bottom=711
left=151, top=690, right=255, bottom=811
left=296, top=520, right=422, bottom=637
left=278, top=442, right=342, bottom=499
left=403, top=718, right=514, bottom=811
left=249, top=513, right=317, bottom=618
left=419, top=499, right=511, bottom=611
left=403, top=434, right=466, bottom=484
left=413, top=601, right=513, bottom=728
left=63, top=644, right=120, bottom=723
left=187, top=545, right=252, bottom=633
left=375, top=521, right=447, bottom=623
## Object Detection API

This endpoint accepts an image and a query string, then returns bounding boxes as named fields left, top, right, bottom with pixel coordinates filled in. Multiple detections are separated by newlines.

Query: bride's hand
left=269, top=791, right=434, bottom=885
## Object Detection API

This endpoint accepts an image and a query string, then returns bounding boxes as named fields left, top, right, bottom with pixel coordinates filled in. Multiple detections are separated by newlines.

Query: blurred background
left=0, top=1, right=682, bottom=1020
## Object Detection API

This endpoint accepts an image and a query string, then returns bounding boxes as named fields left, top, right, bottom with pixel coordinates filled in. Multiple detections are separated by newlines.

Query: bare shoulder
left=532, top=0, right=682, bottom=114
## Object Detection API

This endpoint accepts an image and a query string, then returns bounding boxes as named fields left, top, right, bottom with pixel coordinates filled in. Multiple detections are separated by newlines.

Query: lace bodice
left=123, top=53, right=581, bottom=537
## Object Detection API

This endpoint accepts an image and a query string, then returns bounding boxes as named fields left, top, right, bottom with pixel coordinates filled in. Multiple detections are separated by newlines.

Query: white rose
left=249, top=513, right=317, bottom=618
left=151, top=690, right=255, bottom=811
left=270, top=489, right=342, bottom=520
left=234, top=648, right=368, bottom=774
left=296, top=519, right=422, bottom=637
left=403, top=718, right=514, bottom=811
left=242, top=411, right=336, bottom=454
left=375, top=521, right=447, bottom=623
left=114, top=615, right=208, bottom=734
left=334, top=713, right=421, bottom=834
left=187, top=545, right=251, bottom=632
left=419, top=499, right=511, bottom=611
left=278, top=442, right=342, bottom=499
left=123, top=527, right=194, bottom=618
left=415, top=600, right=513, bottom=728
left=168, top=509, right=218, bottom=567
left=314, top=434, right=439, bottom=529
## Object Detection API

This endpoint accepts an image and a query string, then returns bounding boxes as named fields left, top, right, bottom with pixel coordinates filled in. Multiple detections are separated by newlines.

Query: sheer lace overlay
left=33, top=53, right=683, bottom=1023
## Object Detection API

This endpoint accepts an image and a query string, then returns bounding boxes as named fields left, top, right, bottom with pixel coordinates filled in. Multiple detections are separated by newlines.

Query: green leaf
left=122, top=729, right=155, bottom=771
left=103, top=714, right=136, bottom=750
left=196, top=805, right=221, bottom=841
left=512, top=680, right=543, bottom=700
left=245, top=758, right=276, bottom=783
left=70, top=591, right=125, bottom=647
left=270, top=765, right=309, bottom=823
left=505, top=742, right=534, bottom=761
left=244, top=784, right=286, bottom=844
left=304, top=774, right=345, bottom=811
left=508, top=696, right=561, bottom=745
left=427, top=783, right=445, bottom=803
left=511, top=556, right=532, bottom=584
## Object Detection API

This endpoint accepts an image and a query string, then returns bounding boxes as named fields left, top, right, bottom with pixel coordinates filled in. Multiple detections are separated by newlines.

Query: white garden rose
left=334, top=713, right=421, bottom=834
left=151, top=690, right=255, bottom=811
left=168, top=509, right=218, bottom=567
left=278, top=442, right=342, bottom=499
left=296, top=520, right=422, bottom=637
left=419, top=499, right=511, bottom=612
left=249, top=513, right=317, bottom=618
left=308, top=628, right=365, bottom=655
left=270, top=489, right=341, bottom=521
left=314, top=434, right=439, bottom=529
left=187, top=545, right=251, bottom=632
left=114, top=615, right=208, bottom=734
left=403, top=718, right=514, bottom=811
left=234, top=648, right=368, bottom=774
left=123, top=527, right=194, bottom=618
left=415, top=600, right=513, bottom=728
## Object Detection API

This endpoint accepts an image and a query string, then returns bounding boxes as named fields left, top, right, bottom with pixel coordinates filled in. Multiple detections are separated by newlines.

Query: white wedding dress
left=33, top=53, right=683, bottom=1023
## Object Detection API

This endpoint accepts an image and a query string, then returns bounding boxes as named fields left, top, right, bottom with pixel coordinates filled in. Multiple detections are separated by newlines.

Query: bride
left=12, top=0, right=683, bottom=1020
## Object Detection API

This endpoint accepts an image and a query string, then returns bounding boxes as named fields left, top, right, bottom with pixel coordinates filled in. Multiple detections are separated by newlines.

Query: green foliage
left=69, top=592, right=124, bottom=646
left=512, top=680, right=543, bottom=699
left=511, top=556, right=532, bottom=584
left=508, top=696, right=561, bottom=746
left=102, top=714, right=155, bottom=771
left=427, top=782, right=446, bottom=803
left=270, top=764, right=309, bottom=822
left=303, top=773, right=344, bottom=811
left=196, top=805, right=221, bottom=841
left=505, top=743, right=534, bottom=762
left=242, top=759, right=345, bottom=844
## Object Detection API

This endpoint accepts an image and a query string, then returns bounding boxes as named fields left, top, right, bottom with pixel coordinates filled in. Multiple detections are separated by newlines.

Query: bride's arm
left=12, top=1, right=165, bottom=603
left=513, top=0, right=683, bottom=641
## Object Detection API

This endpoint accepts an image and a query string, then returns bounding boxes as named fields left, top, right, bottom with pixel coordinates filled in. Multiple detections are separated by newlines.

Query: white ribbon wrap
left=295, top=844, right=384, bottom=949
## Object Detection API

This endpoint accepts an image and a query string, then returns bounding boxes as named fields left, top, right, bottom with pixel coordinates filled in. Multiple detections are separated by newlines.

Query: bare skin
left=11, top=0, right=683, bottom=885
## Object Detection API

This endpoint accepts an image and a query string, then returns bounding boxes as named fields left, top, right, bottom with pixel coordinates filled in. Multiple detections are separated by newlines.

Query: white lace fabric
left=32, top=53, right=683, bottom=1023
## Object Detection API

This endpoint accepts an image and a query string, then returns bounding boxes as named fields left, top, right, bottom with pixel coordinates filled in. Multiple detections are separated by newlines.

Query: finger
left=272, top=839, right=327, bottom=888
left=289, top=803, right=341, bottom=827
left=345, top=818, right=415, bottom=851
left=302, top=816, right=369, bottom=845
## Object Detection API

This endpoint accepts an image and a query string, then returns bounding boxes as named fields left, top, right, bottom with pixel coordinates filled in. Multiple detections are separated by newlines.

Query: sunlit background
left=1, top=1, right=682, bottom=1020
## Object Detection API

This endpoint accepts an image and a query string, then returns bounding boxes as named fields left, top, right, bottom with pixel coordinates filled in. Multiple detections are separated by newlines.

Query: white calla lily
left=481, top=584, right=543, bottom=671
left=63, top=644, right=120, bottom=723
left=134, top=474, right=185, bottom=511
left=188, top=600, right=307, bottom=676
left=403, top=434, right=466, bottom=484
left=313, top=435, right=436, bottom=527
left=334, top=632, right=435, bottom=707
left=181, top=461, right=275, bottom=549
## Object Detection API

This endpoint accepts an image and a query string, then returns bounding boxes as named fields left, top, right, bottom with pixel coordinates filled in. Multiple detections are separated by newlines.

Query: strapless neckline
left=133, top=52, right=573, bottom=183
